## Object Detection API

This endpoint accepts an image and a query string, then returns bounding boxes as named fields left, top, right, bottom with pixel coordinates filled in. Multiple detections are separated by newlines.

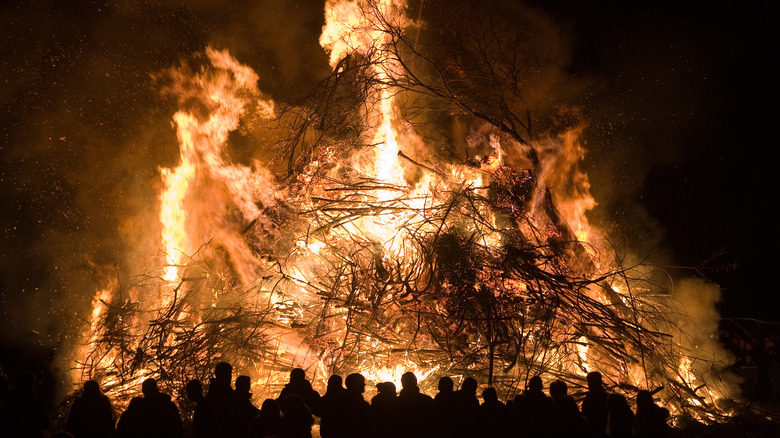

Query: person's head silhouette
left=461, top=377, right=478, bottom=394
left=289, top=368, right=306, bottom=384
left=482, top=387, right=499, bottom=403
left=142, top=377, right=158, bottom=397
left=345, top=373, right=366, bottom=394
left=236, top=375, right=252, bottom=395
left=527, top=375, right=543, bottom=392
left=401, top=372, right=418, bottom=390
left=438, top=376, right=454, bottom=393
left=376, top=382, right=396, bottom=396
left=185, top=379, right=203, bottom=401
left=549, top=379, right=567, bottom=399
left=82, top=380, right=102, bottom=398
left=586, top=371, right=603, bottom=391
left=215, top=362, right=233, bottom=383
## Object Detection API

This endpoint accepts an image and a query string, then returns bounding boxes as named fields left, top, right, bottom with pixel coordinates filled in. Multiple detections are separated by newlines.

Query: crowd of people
left=1, top=362, right=672, bottom=438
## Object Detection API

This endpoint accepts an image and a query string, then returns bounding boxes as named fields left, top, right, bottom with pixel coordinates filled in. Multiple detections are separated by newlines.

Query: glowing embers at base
left=359, top=361, right=440, bottom=391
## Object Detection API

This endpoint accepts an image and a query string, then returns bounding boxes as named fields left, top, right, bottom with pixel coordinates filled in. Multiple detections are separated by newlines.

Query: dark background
left=532, top=0, right=778, bottom=320
left=2, top=0, right=777, bottom=406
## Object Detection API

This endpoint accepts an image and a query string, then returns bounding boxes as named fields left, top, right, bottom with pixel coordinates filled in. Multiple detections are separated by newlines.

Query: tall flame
left=158, top=48, right=275, bottom=285
left=322, top=0, right=406, bottom=183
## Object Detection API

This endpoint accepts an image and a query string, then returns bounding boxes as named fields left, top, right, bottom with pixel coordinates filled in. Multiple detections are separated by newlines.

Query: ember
left=70, top=0, right=736, bottom=426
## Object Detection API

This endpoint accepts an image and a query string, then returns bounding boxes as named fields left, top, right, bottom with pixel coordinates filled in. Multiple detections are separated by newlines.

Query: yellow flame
left=360, top=361, right=439, bottom=390
left=158, top=48, right=274, bottom=285
left=678, top=356, right=696, bottom=387
left=577, top=335, right=590, bottom=372
left=160, top=113, right=197, bottom=283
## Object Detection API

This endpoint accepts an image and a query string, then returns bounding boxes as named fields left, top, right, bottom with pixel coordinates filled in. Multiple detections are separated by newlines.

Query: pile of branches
left=281, top=161, right=721, bottom=413
left=75, top=262, right=301, bottom=406
left=265, top=0, right=732, bottom=418
left=75, top=164, right=730, bottom=421
left=75, top=0, right=732, bottom=423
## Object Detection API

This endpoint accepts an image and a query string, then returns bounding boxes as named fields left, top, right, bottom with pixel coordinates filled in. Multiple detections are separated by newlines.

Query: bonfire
left=72, top=0, right=736, bottom=425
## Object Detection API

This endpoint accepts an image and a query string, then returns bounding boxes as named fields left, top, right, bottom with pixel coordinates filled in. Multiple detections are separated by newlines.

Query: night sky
left=525, top=0, right=778, bottom=322
left=1, top=0, right=777, bottom=402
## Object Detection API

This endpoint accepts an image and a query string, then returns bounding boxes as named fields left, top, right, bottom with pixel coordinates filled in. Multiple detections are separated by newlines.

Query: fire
left=677, top=356, right=697, bottom=396
left=73, top=0, right=736, bottom=424
left=361, top=361, right=439, bottom=391
left=577, top=335, right=589, bottom=373
left=160, top=113, right=196, bottom=284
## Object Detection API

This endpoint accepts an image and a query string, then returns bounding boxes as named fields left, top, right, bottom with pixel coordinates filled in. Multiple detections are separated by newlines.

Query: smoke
left=670, top=278, right=739, bottom=400
left=672, top=278, right=722, bottom=351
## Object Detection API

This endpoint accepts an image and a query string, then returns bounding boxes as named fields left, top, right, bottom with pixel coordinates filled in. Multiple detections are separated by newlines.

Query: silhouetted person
left=479, top=387, right=509, bottom=437
left=394, top=371, right=435, bottom=438
left=514, top=375, right=552, bottom=438
left=433, top=377, right=457, bottom=438
left=207, top=362, right=236, bottom=406
left=280, top=394, right=314, bottom=438
left=549, top=379, right=566, bottom=400
left=635, top=390, right=669, bottom=438
left=581, top=371, right=610, bottom=438
left=277, top=368, right=320, bottom=414
left=452, top=377, right=480, bottom=438
left=343, top=373, right=371, bottom=437
left=207, top=362, right=240, bottom=436
left=141, top=377, right=182, bottom=438
left=4, top=371, right=50, bottom=438
left=371, top=382, right=397, bottom=438
left=208, top=362, right=235, bottom=402
left=250, top=399, right=284, bottom=438
left=434, top=376, right=455, bottom=404
left=456, top=377, right=480, bottom=408
left=65, top=380, right=115, bottom=438
left=318, top=375, right=347, bottom=438
left=548, top=379, right=585, bottom=438
left=185, top=379, right=222, bottom=438
left=606, top=393, right=634, bottom=438
left=156, top=409, right=183, bottom=437
left=115, top=396, right=147, bottom=438
left=236, top=375, right=261, bottom=437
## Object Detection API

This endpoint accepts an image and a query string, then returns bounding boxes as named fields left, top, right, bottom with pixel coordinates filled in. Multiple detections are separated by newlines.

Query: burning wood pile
left=73, top=0, right=735, bottom=424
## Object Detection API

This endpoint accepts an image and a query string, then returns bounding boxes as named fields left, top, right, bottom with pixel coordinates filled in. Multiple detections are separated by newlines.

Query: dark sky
left=1, top=0, right=777, bottom=399
left=549, top=1, right=778, bottom=322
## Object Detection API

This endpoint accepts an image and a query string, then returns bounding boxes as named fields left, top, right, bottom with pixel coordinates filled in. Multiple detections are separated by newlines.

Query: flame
left=577, top=335, right=590, bottom=373
left=72, top=0, right=736, bottom=423
left=322, top=0, right=407, bottom=184
left=75, top=283, right=114, bottom=380
left=158, top=48, right=275, bottom=285
left=160, top=114, right=197, bottom=284
left=361, top=362, right=440, bottom=391
left=678, top=356, right=697, bottom=393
